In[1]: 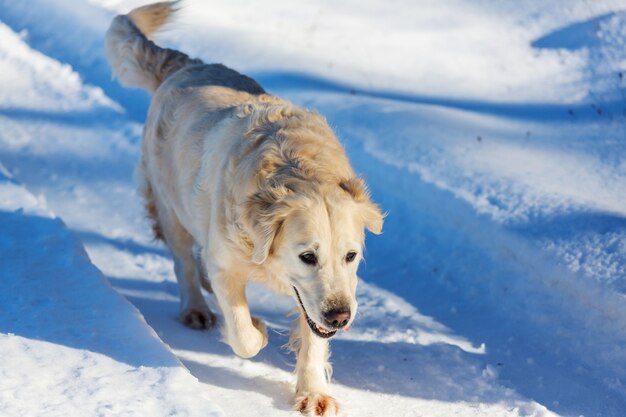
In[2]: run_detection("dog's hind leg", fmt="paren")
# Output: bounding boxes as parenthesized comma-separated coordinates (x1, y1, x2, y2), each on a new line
(139, 168, 214, 328)
(158, 203, 216, 329)
(192, 243, 213, 293)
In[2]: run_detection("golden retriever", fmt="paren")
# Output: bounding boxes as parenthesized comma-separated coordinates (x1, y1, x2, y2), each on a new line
(105, 2, 383, 415)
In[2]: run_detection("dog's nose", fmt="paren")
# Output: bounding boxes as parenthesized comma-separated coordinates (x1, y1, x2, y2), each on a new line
(323, 307, 351, 329)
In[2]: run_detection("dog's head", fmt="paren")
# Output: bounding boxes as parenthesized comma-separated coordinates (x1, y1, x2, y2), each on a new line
(245, 177, 383, 338)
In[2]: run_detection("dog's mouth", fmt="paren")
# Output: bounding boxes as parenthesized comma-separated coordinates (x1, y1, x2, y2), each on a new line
(293, 287, 337, 339)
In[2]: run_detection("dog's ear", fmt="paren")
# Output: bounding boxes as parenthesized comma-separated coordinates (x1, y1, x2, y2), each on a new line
(361, 200, 384, 234)
(339, 177, 385, 235)
(245, 184, 294, 264)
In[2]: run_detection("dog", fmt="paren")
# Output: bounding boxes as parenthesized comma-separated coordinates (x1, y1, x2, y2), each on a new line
(105, 2, 383, 415)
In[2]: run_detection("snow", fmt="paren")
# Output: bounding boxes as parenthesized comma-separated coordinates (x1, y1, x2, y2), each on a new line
(1, 1, 626, 417)
(0, 172, 222, 416)
(92, 0, 622, 104)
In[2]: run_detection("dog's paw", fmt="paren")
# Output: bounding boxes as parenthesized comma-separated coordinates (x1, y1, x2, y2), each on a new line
(180, 307, 216, 330)
(295, 393, 340, 416)
(251, 316, 268, 337)
(228, 317, 268, 358)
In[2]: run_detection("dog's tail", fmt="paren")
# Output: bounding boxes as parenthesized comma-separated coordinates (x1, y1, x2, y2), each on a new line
(105, 1, 202, 93)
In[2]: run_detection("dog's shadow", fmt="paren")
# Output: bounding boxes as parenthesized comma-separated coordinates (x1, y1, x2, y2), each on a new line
(115, 290, 297, 412)
(180, 357, 295, 412)
(112, 280, 504, 408)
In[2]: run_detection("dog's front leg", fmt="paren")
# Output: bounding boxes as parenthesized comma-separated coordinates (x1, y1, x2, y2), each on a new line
(294, 314, 340, 416)
(211, 269, 268, 358)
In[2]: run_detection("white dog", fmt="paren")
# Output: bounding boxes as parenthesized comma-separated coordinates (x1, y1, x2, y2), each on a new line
(106, 2, 383, 415)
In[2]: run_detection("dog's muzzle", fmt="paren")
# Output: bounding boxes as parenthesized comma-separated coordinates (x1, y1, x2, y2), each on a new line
(293, 287, 337, 339)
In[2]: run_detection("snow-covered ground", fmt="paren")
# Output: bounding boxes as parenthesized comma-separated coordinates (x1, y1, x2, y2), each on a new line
(1, 1, 626, 416)
(0, 168, 222, 417)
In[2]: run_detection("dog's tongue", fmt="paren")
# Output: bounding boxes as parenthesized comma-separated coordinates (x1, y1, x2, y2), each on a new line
(344, 326, 351, 332)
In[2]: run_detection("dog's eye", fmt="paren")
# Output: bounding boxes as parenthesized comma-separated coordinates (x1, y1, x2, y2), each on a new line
(345, 251, 358, 263)
(299, 252, 318, 266)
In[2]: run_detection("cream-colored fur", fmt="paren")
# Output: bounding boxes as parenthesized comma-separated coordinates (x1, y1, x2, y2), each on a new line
(106, 3, 383, 415)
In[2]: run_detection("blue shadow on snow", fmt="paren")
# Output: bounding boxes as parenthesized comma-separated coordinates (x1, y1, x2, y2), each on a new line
(0, 209, 180, 369)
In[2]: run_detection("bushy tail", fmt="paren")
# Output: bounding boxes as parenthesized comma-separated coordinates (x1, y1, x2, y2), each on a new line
(105, 1, 202, 93)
